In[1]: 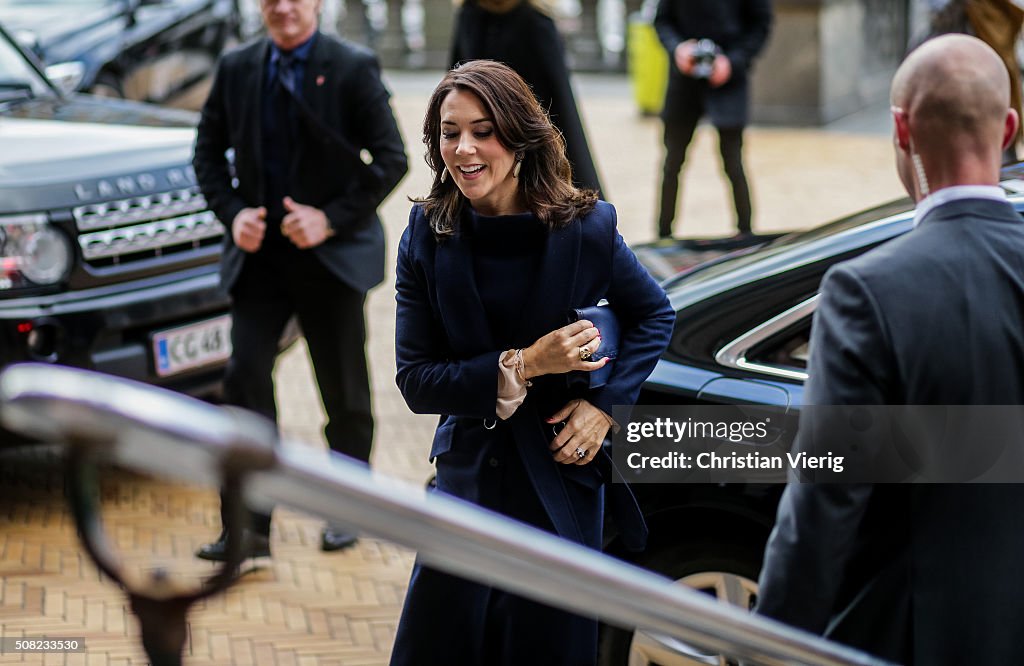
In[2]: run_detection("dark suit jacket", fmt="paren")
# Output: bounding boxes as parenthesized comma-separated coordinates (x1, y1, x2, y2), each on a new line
(450, 1, 604, 194)
(395, 201, 674, 548)
(655, 0, 771, 128)
(193, 33, 407, 293)
(756, 198, 1024, 664)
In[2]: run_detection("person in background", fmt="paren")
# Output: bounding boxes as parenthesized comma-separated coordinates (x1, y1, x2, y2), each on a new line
(755, 35, 1024, 664)
(450, 0, 605, 196)
(922, 0, 1023, 161)
(653, 0, 771, 241)
(390, 60, 673, 665)
(192, 0, 407, 559)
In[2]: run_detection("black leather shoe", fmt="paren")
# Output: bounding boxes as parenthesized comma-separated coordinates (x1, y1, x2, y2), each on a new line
(195, 530, 271, 562)
(320, 528, 358, 552)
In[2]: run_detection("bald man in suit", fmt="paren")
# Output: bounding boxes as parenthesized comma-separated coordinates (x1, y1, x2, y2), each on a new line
(755, 35, 1024, 664)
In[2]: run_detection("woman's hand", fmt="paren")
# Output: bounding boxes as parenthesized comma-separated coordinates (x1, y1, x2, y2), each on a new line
(521, 319, 608, 380)
(547, 399, 611, 465)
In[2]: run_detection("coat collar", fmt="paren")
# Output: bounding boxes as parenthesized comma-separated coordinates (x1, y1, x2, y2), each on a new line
(913, 185, 1008, 228)
(434, 210, 582, 355)
(247, 39, 270, 197)
(917, 195, 1020, 229)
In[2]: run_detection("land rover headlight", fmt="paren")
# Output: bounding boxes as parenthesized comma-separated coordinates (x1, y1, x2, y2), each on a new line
(0, 214, 73, 290)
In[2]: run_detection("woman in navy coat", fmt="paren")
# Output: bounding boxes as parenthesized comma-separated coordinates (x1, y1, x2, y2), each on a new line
(391, 60, 674, 666)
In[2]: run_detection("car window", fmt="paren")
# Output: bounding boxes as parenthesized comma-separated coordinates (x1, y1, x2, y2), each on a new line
(0, 30, 51, 99)
(747, 325, 811, 373)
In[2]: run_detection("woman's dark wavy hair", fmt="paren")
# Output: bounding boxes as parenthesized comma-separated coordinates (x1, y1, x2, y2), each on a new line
(414, 60, 598, 238)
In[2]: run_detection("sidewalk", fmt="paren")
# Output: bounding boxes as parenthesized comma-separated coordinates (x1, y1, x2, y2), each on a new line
(0, 70, 907, 665)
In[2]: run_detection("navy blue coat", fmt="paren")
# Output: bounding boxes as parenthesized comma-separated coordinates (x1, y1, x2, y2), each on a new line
(391, 201, 673, 664)
(396, 200, 672, 543)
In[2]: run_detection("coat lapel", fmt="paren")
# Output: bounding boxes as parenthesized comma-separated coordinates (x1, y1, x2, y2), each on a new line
(301, 34, 332, 115)
(434, 228, 495, 356)
(435, 216, 582, 355)
(514, 220, 587, 545)
(518, 219, 582, 341)
(248, 39, 270, 201)
(295, 33, 333, 168)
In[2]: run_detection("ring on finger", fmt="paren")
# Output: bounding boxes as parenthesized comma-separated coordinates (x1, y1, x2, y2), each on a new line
(579, 346, 592, 361)
(575, 446, 587, 460)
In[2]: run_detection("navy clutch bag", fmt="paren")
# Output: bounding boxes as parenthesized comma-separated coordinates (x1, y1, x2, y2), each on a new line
(567, 304, 620, 389)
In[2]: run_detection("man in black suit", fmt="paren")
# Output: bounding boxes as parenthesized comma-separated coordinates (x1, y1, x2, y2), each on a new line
(755, 35, 1024, 663)
(654, 0, 771, 240)
(192, 0, 407, 557)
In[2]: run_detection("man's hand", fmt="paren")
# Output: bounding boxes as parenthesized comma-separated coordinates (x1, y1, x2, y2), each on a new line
(709, 54, 733, 88)
(281, 196, 335, 249)
(674, 40, 697, 76)
(232, 206, 267, 253)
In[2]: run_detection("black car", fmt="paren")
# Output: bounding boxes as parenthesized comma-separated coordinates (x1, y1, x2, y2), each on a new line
(0, 0, 239, 103)
(598, 173, 1024, 665)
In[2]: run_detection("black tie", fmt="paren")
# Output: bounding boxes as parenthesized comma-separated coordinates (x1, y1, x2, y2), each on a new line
(277, 53, 297, 96)
(275, 53, 296, 141)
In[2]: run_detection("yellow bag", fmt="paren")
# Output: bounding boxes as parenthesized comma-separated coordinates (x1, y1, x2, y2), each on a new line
(627, 17, 669, 116)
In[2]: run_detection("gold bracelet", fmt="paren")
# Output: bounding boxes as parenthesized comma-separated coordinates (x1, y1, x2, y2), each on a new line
(513, 348, 532, 388)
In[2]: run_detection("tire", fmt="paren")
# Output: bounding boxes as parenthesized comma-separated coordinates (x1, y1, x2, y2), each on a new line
(89, 72, 124, 99)
(598, 534, 764, 666)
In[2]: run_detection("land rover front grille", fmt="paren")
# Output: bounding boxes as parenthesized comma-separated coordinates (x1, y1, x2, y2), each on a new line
(73, 186, 224, 267)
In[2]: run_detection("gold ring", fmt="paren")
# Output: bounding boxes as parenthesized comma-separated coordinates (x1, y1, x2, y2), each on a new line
(579, 346, 592, 361)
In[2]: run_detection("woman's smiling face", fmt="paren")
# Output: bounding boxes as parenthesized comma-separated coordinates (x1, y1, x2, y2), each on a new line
(439, 88, 521, 216)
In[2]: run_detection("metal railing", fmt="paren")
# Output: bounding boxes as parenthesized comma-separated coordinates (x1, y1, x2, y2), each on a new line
(0, 364, 895, 666)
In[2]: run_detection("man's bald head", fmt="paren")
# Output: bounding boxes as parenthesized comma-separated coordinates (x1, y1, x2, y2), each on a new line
(892, 34, 1008, 142)
(890, 34, 1017, 197)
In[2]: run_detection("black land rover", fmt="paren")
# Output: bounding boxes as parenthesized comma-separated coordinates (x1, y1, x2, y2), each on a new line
(0, 23, 233, 440)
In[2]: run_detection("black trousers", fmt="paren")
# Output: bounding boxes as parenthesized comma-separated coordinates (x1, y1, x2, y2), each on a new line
(657, 106, 752, 238)
(223, 248, 374, 535)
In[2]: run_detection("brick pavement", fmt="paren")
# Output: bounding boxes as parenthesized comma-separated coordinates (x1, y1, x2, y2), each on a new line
(0, 71, 903, 664)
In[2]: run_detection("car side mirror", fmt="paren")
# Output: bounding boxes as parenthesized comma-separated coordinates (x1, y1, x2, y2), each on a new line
(45, 62, 86, 96)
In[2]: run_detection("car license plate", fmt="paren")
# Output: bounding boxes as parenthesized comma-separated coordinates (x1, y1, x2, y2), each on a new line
(152, 315, 232, 378)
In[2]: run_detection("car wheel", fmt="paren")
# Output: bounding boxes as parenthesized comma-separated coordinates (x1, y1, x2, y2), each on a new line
(598, 535, 763, 666)
(89, 72, 124, 98)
